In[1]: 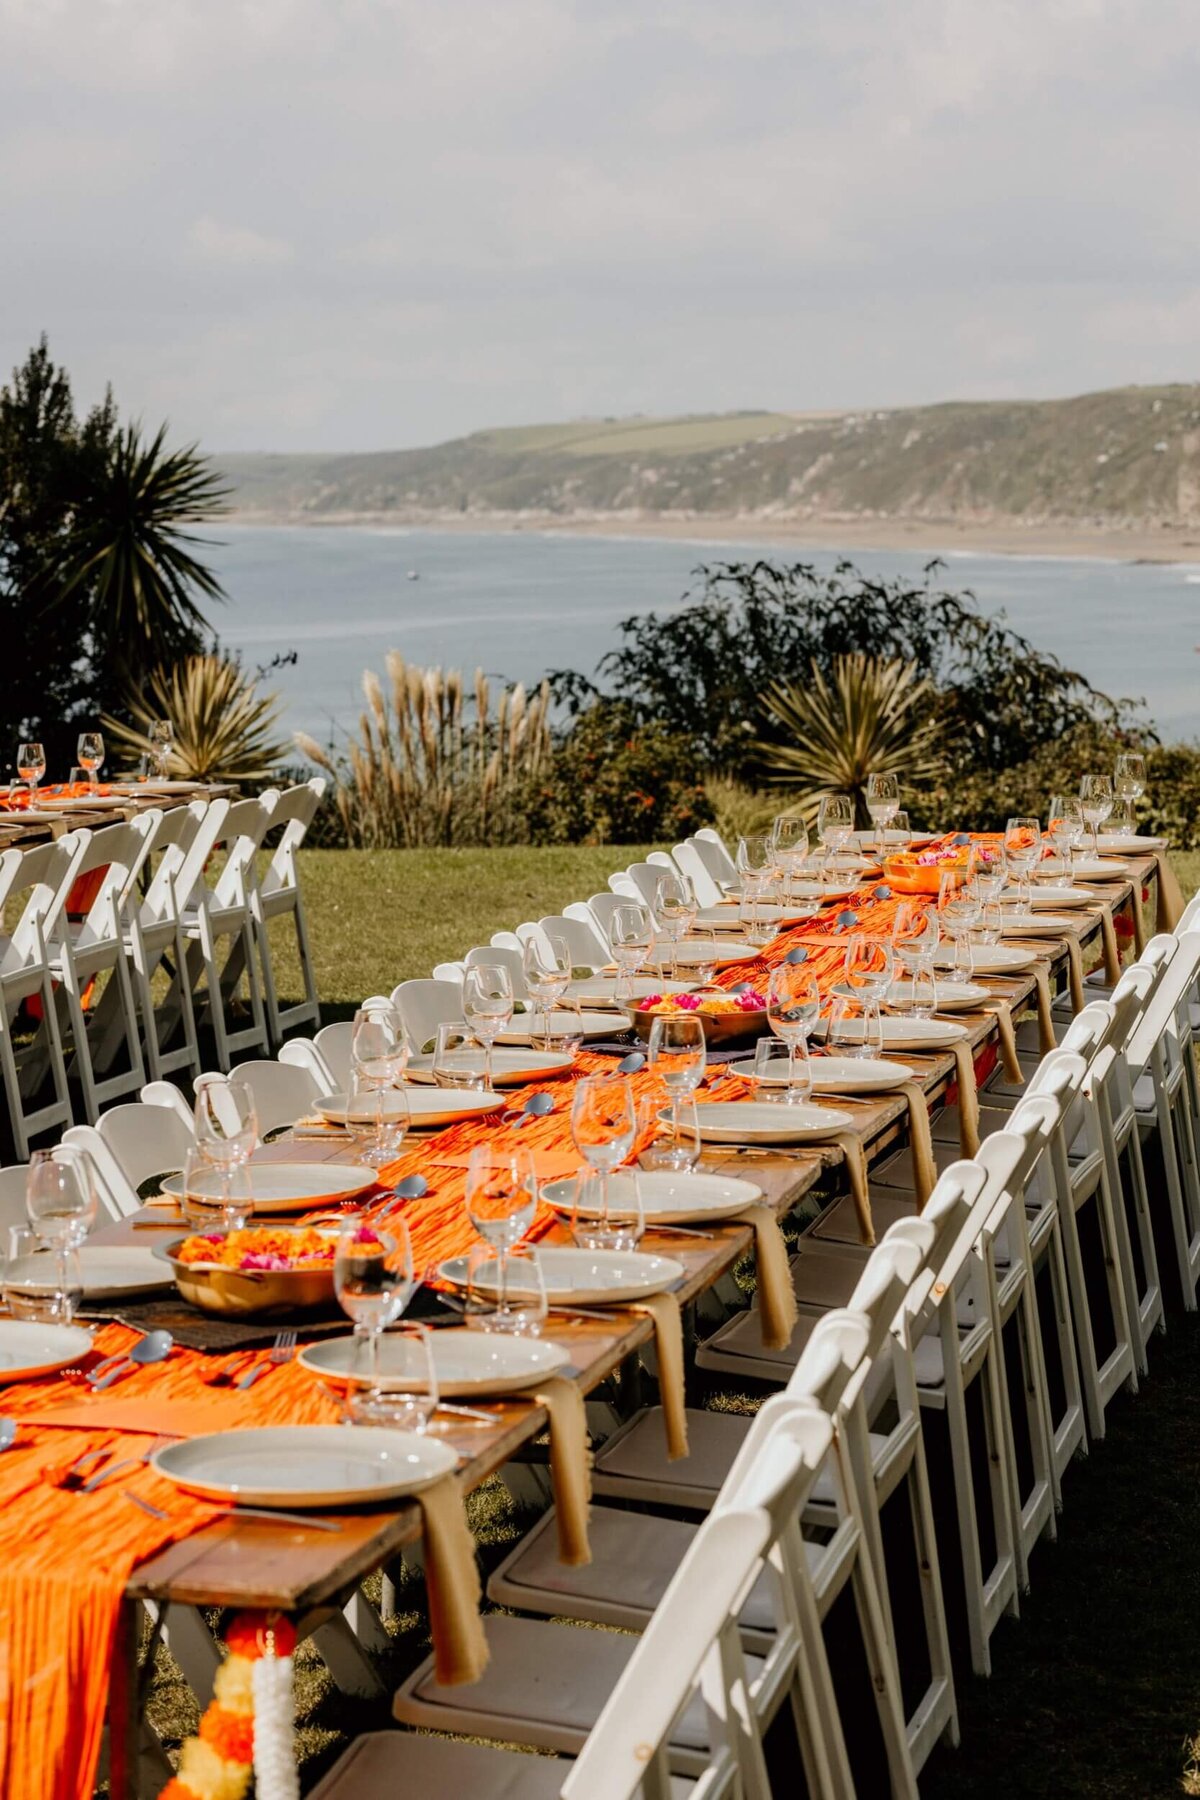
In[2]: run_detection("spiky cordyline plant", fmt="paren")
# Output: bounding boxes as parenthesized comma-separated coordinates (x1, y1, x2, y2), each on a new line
(296, 653, 553, 848)
(757, 652, 945, 827)
(103, 653, 288, 783)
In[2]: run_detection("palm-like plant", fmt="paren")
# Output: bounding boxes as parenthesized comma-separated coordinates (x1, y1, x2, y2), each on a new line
(757, 653, 945, 827)
(56, 421, 227, 666)
(103, 654, 287, 783)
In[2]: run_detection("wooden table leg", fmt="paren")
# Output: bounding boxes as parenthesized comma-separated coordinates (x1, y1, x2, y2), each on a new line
(107, 1598, 141, 1800)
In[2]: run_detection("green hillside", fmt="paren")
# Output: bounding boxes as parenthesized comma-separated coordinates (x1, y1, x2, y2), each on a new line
(217, 386, 1200, 529)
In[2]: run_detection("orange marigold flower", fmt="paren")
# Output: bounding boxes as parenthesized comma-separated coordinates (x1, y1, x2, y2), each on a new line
(200, 1706, 255, 1764)
(158, 1782, 198, 1800)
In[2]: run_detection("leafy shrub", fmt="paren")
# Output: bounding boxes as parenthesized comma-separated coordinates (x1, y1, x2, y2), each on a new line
(524, 700, 713, 846)
(103, 653, 287, 783)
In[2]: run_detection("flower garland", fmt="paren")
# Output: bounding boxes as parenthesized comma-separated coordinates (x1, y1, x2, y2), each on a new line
(159, 1610, 298, 1800)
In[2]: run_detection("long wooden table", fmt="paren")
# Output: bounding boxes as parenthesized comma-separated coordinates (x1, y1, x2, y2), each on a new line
(0, 782, 233, 848)
(100, 856, 1158, 1795)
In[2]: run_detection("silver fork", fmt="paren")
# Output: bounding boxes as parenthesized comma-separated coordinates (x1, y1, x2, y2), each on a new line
(80, 1436, 172, 1494)
(237, 1329, 298, 1389)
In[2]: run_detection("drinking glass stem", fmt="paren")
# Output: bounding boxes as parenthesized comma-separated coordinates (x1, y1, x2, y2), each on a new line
(497, 1246, 509, 1318)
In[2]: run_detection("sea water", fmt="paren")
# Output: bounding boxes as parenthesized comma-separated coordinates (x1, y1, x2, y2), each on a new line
(205, 524, 1200, 748)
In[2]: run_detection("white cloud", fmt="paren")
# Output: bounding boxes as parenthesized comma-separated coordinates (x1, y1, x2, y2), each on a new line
(185, 216, 295, 268)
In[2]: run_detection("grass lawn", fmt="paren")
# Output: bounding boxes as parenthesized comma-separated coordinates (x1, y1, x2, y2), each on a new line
(266, 844, 658, 1014)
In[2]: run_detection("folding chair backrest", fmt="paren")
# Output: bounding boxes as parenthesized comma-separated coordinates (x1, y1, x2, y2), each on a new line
(464, 944, 526, 996)
(94, 1101, 193, 1191)
(621, 863, 669, 910)
(540, 913, 610, 968)
(283, 1034, 340, 1093)
(391, 978, 464, 1053)
(489, 930, 523, 954)
(690, 830, 738, 887)
(209, 792, 280, 910)
(140, 1080, 198, 1130)
(136, 801, 209, 927)
(671, 841, 725, 906)
(60, 1125, 142, 1220)
(0, 1164, 33, 1238)
(214, 1059, 318, 1135)
(65, 816, 160, 944)
(607, 870, 641, 900)
(586, 891, 631, 940)
(260, 779, 326, 893)
(1124, 934, 1186, 1075)
(1, 833, 88, 974)
(171, 795, 232, 911)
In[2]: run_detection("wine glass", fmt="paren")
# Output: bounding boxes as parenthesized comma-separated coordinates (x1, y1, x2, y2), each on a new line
(767, 963, 820, 1100)
(889, 810, 912, 854)
(432, 1022, 487, 1089)
(647, 1013, 706, 1166)
(464, 1142, 539, 1328)
(609, 902, 655, 1003)
(1078, 775, 1114, 858)
(865, 773, 900, 855)
(816, 794, 855, 876)
(1046, 795, 1085, 872)
(179, 1147, 253, 1233)
(26, 1149, 97, 1297)
(351, 1001, 409, 1090)
(1003, 816, 1041, 913)
(522, 933, 571, 1045)
(891, 901, 939, 1015)
(193, 1073, 258, 1167)
(344, 1070, 409, 1168)
(16, 742, 45, 800)
(938, 868, 980, 977)
(970, 842, 1007, 901)
(570, 1071, 637, 1245)
(771, 814, 809, 877)
(334, 1216, 433, 1426)
(149, 719, 174, 779)
(462, 963, 514, 1090)
(653, 874, 697, 981)
(464, 1240, 548, 1333)
(76, 731, 104, 791)
(1114, 753, 1147, 830)
(842, 934, 894, 1057)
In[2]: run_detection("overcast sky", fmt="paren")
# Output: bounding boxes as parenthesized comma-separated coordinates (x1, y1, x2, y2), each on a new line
(2, 0, 1198, 452)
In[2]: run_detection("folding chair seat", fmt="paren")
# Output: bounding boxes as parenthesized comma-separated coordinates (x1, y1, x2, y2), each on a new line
(253, 779, 326, 1045)
(0, 834, 86, 1157)
(394, 1411, 854, 1798)
(176, 794, 276, 1070)
(45, 816, 158, 1120)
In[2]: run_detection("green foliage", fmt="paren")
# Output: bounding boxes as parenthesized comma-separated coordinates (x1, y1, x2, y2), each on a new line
(103, 653, 288, 783)
(524, 699, 713, 846)
(757, 653, 945, 826)
(557, 558, 1140, 779)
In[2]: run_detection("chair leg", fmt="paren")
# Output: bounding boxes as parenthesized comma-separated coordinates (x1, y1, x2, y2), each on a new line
(1038, 1224, 1088, 1491)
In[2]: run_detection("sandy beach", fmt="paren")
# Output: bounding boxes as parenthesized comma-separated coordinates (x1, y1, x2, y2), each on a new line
(223, 508, 1200, 565)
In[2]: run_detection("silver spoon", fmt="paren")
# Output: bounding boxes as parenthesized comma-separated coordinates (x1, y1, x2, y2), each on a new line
(0, 1418, 15, 1452)
(89, 1330, 173, 1391)
(509, 1091, 555, 1128)
(616, 1051, 646, 1074)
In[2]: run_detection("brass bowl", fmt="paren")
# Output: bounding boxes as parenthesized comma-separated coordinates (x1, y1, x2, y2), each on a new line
(155, 1230, 337, 1317)
(630, 1004, 768, 1049)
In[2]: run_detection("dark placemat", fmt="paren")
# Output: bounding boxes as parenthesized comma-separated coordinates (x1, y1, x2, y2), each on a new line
(76, 1295, 352, 1353)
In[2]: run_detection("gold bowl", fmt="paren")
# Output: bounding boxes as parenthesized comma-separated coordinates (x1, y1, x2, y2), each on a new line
(630, 1003, 768, 1048)
(155, 1230, 338, 1317)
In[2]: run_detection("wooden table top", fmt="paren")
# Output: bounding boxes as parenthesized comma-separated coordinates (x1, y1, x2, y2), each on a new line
(0, 782, 234, 846)
(89, 857, 1156, 1614)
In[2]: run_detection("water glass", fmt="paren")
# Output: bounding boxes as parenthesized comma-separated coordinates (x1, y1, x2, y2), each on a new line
(816, 794, 855, 859)
(16, 742, 45, 797)
(4, 1227, 81, 1322)
(351, 1001, 408, 1089)
(751, 1035, 801, 1100)
(653, 874, 697, 979)
(432, 1023, 488, 1089)
(828, 994, 884, 1060)
(464, 1241, 548, 1333)
(889, 809, 912, 853)
(180, 1148, 253, 1232)
(767, 962, 819, 1100)
(464, 1143, 539, 1328)
(344, 1072, 408, 1167)
(938, 868, 980, 976)
(609, 902, 655, 1002)
(902, 963, 938, 1019)
(334, 1216, 424, 1424)
(1047, 795, 1086, 872)
(26, 1148, 96, 1251)
(570, 1071, 637, 1226)
(739, 885, 778, 947)
(647, 1014, 705, 1168)
(1002, 817, 1041, 911)
(522, 933, 572, 1043)
(76, 731, 105, 790)
(463, 963, 514, 1089)
(892, 900, 939, 974)
(570, 1165, 648, 1249)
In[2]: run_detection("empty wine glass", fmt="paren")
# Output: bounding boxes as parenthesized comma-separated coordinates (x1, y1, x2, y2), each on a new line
(654, 874, 697, 981)
(610, 902, 655, 1003)
(970, 843, 1007, 901)
(76, 731, 104, 791)
(892, 901, 939, 1014)
(889, 810, 912, 854)
(1114, 753, 1147, 830)
(844, 933, 895, 1006)
(570, 1071, 637, 1245)
(352, 1001, 408, 1089)
(1003, 816, 1041, 912)
(771, 814, 810, 878)
(1079, 775, 1114, 857)
(767, 963, 820, 1100)
(647, 1013, 706, 1165)
(828, 993, 884, 1059)
(26, 1149, 97, 1298)
(938, 868, 981, 977)
(463, 963, 514, 1090)
(1046, 795, 1085, 872)
(16, 741, 45, 799)
(149, 719, 174, 778)
(522, 933, 571, 1045)
(4, 1226, 81, 1322)
(335, 1216, 432, 1425)
(464, 1142, 539, 1328)
(194, 1074, 258, 1166)
(865, 773, 900, 855)
(816, 794, 855, 876)
(344, 1070, 408, 1168)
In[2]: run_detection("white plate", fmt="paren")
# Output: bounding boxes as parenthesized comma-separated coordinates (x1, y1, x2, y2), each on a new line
(569, 976, 695, 1008)
(151, 1425, 457, 1507)
(669, 940, 760, 967)
(498, 1012, 623, 1044)
(161, 1162, 378, 1212)
(813, 1015, 969, 1050)
(1006, 885, 1094, 908)
(37, 794, 131, 810)
(438, 1246, 685, 1306)
(697, 902, 824, 928)
(318, 1088, 505, 1128)
(0, 1320, 93, 1381)
(116, 779, 204, 793)
(884, 978, 989, 1012)
(403, 1050, 574, 1088)
(75, 1247, 172, 1297)
(1060, 858, 1132, 880)
(935, 944, 1036, 973)
(541, 1169, 763, 1225)
(999, 913, 1082, 937)
(691, 1101, 854, 1144)
(1095, 833, 1167, 854)
(299, 1332, 571, 1397)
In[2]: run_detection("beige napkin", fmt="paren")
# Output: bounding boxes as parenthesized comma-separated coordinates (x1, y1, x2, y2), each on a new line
(1097, 904, 1122, 983)
(1032, 964, 1056, 1055)
(982, 1000, 1024, 1084)
(745, 1201, 799, 1350)
(1064, 935, 1085, 1012)
(1155, 852, 1186, 932)
(414, 1474, 489, 1686)
(537, 1377, 592, 1567)
(1131, 892, 1147, 954)
(629, 1292, 688, 1459)
(828, 1130, 873, 1246)
(950, 1041, 980, 1157)
(897, 1081, 937, 1208)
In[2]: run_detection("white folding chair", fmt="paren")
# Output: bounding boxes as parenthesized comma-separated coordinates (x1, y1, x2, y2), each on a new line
(690, 830, 740, 891)
(541, 912, 611, 970)
(93, 1100, 194, 1197)
(60, 1124, 143, 1220)
(671, 840, 726, 906)
(176, 793, 276, 1070)
(279, 1036, 338, 1094)
(45, 817, 159, 1120)
(119, 802, 208, 1084)
(201, 1058, 319, 1137)
(391, 978, 463, 1055)
(253, 779, 326, 1045)
(140, 1079, 198, 1131)
(1124, 932, 1200, 1310)
(585, 891, 631, 940)
(0, 833, 86, 1157)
